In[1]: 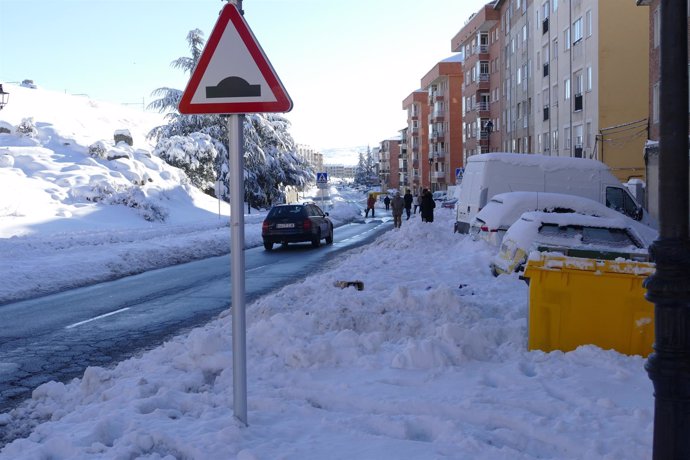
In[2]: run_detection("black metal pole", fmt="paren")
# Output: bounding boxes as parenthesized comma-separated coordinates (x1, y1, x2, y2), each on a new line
(644, 1, 690, 458)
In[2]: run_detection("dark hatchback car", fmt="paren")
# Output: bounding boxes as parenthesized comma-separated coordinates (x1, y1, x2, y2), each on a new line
(261, 203, 334, 250)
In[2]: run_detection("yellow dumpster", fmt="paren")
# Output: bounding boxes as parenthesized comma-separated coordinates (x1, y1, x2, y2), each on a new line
(522, 254, 656, 357)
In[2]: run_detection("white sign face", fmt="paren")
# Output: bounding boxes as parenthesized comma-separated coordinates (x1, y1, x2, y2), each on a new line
(189, 23, 275, 105)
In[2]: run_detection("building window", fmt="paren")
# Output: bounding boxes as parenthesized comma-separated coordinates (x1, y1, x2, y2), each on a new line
(585, 10, 592, 37)
(653, 82, 660, 123)
(573, 17, 583, 44)
(565, 127, 571, 149)
(653, 8, 660, 48)
(586, 66, 592, 92)
(565, 78, 571, 100)
(565, 28, 571, 50)
(586, 122, 592, 148)
(553, 129, 559, 150)
(553, 38, 558, 60)
(552, 0, 558, 12)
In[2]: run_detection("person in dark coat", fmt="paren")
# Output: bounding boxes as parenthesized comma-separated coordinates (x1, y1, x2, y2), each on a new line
(403, 189, 413, 220)
(421, 189, 435, 223)
(383, 195, 391, 210)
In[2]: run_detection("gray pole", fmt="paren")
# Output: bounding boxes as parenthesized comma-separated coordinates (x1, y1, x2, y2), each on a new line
(228, 114, 248, 426)
(644, 1, 690, 457)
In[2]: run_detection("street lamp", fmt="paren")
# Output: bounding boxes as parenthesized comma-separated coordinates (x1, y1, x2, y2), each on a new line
(0, 85, 9, 111)
(644, 1, 690, 458)
(484, 119, 494, 153)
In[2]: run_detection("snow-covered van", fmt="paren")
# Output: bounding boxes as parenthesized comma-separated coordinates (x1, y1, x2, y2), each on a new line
(454, 153, 649, 234)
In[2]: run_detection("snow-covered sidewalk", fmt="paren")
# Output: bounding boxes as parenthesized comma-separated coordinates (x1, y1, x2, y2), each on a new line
(0, 209, 654, 459)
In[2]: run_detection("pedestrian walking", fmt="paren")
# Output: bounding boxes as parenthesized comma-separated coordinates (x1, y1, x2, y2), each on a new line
(391, 191, 405, 228)
(421, 189, 435, 223)
(383, 195, 391, 211)
(413, 193, 420, 215)
(365, 193, 376, 218)
(403, 189, 413, 220)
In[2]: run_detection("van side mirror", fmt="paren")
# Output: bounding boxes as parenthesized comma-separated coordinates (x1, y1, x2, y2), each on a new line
(633, 206, 643, 221)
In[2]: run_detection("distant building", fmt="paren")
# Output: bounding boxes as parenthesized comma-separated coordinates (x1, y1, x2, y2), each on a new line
(324, 164, 356, 179)
(420, 54, 464, 191)
(296, 144, 323, 172)
(402, 89, 430, 193)
(378, 136, 401, 191)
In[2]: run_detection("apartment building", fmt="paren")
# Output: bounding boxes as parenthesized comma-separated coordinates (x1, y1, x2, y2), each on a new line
(532, 0, 649, 181)
(378, 137, 401, 191)
(296, 144, 323, 174)
(323, 164, 356, 179)
(402, 89, 430, 193)
(420, 55, 465, 191)
(452, 3, 501, 164)
(399, 127, 409, 188)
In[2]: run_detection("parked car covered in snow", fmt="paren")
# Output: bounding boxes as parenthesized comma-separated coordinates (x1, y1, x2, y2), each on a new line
(490, 211, 653, 276)
(470, 192, 637, 247)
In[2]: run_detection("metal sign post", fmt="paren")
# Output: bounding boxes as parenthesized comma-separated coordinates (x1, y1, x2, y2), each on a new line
(228, 114, 247, 425)
(178, 2, 292, 428)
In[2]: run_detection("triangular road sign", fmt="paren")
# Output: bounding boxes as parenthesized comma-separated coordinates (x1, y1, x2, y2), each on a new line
(178, 3, 293, 115)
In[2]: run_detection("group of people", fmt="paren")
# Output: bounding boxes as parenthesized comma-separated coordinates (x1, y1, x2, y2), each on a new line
(365, 188, 436, 227)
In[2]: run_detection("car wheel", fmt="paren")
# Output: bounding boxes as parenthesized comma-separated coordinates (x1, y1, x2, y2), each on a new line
(325, 226, 333, 244)
(263, 240, 273, 251)
(312, 230, 321, 247)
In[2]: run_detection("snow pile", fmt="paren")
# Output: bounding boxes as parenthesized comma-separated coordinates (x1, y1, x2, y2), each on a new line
(0, 210, 654, 459)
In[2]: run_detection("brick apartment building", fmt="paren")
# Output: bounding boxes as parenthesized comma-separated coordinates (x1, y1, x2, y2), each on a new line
(402, 89, 430, 193)
(420, 55, 465, 191)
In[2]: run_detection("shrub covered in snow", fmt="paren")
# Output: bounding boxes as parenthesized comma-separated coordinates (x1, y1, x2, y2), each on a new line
(15, 117, 37, 137)
(88, 141, 108, 159)
(0, 121, 12, 134)
(0, 154, 14, 168)
(153, 132, 218, 195)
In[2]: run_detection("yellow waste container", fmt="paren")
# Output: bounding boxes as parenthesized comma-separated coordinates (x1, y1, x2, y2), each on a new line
(523, 254, 656, 357)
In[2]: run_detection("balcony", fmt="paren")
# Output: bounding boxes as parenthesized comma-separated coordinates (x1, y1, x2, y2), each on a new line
(433, 150, 446, 161)
(431, 130, 445, 142)
(472, 44, 489, 56)
(474, 101, 490, 116)
(430, 109, 445, 122)
(432, 171, 447, 183)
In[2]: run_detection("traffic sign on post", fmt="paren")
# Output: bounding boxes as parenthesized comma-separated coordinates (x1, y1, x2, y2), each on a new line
(178, 3, 292, 115)
(316, 172, 328, 184)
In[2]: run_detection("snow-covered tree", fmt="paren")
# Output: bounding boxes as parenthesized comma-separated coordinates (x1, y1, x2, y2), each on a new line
(354, 151, 367, 185)
(147, 29, 311, 208)
(153, 133, 218, 193)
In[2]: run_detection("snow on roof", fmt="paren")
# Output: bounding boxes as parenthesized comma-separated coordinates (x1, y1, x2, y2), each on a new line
(468, 152, 609, 172)
(474, 192, 622, 229)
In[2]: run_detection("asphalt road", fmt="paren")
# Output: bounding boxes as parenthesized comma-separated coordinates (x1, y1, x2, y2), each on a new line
(0, 217, 392, 415)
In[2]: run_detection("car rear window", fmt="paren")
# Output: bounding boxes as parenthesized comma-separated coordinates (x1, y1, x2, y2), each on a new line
(268, 206, 304, 218)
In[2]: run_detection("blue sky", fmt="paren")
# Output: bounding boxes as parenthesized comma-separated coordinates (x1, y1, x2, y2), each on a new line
(1, 0, 489, 155)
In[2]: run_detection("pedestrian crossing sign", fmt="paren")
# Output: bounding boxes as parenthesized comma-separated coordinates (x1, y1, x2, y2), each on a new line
(316, 172, 328, 183)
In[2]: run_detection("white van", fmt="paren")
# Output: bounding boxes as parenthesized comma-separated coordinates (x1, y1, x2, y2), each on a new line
(454, 153, 649, 233)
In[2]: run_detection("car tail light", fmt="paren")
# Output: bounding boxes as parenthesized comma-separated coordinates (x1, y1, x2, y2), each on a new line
(480, 226, 497, 232)
(303, 218, 312, 231)
(262, 220, 269, 234)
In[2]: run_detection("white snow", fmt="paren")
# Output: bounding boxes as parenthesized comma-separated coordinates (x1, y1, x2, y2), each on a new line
(0, 85, 655, 459)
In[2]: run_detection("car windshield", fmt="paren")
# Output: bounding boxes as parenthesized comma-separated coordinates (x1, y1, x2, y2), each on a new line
(537, 223, 640, 248)
(268, 206, 304, 218)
